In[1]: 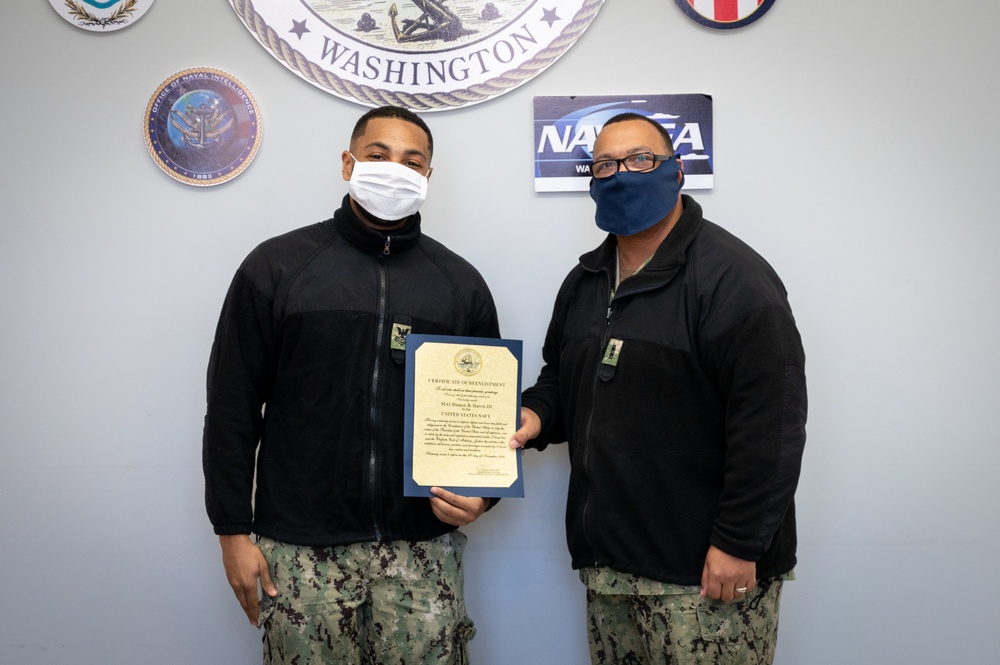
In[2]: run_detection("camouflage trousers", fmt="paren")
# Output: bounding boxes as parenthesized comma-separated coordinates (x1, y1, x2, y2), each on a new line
(583, 568, 784, 665)
(256, 532, 475, 665)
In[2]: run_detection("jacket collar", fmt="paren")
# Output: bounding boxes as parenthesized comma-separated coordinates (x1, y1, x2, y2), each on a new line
(330, 194, 422, 254)
(580, 195, 704, 276)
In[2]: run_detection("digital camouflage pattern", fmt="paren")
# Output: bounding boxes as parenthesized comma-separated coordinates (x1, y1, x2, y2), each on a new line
(582, 567, 784, 665)
(257, 532, 474, 664)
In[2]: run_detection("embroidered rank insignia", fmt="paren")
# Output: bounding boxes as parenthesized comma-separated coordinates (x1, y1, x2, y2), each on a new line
(390, 323, 412, 351)
(602, 338, 623, 366)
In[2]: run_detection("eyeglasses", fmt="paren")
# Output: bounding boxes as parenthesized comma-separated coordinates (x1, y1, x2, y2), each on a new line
(591, 152, 678, 179)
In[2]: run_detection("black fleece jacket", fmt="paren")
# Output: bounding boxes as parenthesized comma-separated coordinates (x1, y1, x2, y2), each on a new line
(521, 195, 807, 585)
(203, 196, 500, 546)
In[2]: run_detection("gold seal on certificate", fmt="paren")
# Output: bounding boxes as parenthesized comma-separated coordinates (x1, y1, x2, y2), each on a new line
(404, 335, 524, 498)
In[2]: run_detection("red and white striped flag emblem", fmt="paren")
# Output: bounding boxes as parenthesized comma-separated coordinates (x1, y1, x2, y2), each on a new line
(688, 0, 765, 22)
(675, 0, 775, 29)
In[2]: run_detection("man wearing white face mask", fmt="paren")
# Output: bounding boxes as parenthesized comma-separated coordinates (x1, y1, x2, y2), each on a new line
(344, 151, 428, 224)
(203, 106, 500, 664)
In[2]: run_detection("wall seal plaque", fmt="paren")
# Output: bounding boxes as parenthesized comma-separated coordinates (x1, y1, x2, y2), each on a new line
(48, 0, 155, 32)
(143, 68, 263, 187)
(229, 0, 606, 111)
(673, 0, 776, 30)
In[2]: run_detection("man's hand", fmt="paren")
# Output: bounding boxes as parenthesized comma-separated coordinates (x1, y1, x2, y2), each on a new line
(219, 534, 278, 625)
(508, 408, 541, 449)
(700, 545, 756, 602)
(429, 488, 489, 526)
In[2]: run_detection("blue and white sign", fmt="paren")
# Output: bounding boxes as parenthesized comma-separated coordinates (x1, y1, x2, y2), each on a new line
(533, 94, 714, 193)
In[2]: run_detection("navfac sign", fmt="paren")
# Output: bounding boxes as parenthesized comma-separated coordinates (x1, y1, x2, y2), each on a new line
(533, 95, 714, 193)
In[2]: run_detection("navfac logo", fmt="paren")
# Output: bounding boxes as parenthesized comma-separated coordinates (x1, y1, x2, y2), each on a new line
(673, 0, 777, 30)
(533, 95, 714, 193)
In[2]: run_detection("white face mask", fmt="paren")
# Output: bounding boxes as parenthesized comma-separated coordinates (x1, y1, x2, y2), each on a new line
(347, 154, 429, 222)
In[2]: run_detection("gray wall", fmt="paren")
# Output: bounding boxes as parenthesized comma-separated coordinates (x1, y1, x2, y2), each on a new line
(2, 1, 998, 663)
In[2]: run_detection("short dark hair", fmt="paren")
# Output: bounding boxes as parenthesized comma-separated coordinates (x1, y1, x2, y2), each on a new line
(601, 113, 674, 155)
(351, 106, 434, 156)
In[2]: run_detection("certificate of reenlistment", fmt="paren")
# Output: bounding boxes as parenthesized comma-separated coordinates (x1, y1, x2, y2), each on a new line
(403, 335, 524, 498)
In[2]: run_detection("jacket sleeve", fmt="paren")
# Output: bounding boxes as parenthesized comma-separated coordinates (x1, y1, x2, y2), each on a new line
(202, 268, 277, 535)
(702, 304, 807, 561)
(520, 291, 570, 451)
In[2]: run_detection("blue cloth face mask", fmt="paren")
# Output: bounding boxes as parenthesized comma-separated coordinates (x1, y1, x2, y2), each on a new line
(589, 157, 684, 236)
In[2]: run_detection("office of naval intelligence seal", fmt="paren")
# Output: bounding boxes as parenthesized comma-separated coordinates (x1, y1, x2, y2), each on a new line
(673, 0, 776, 30)
(48, 0, 155, 32)
(229, 0, 606, 111)
(143, 68, 262, 187)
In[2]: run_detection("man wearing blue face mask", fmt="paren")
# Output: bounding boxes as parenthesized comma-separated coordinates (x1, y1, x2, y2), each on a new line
(510, 113, 807, 664)
(203, 106, 500, 664)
